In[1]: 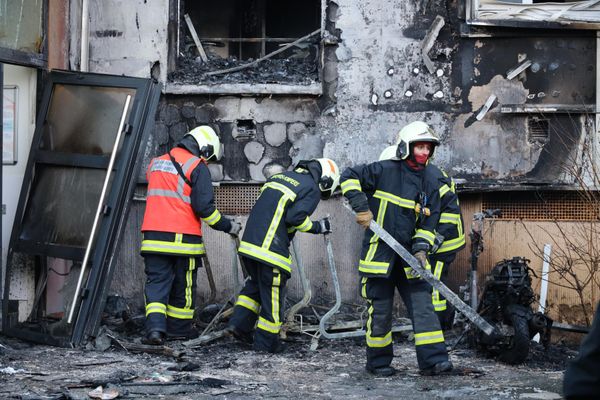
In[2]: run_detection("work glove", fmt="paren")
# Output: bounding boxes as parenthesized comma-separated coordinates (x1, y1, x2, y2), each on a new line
(228, 220, 242, 237)
(413, 250, 428, 269)
(430, 232, 444, 254)
(355, 210, 373, 229)
(317, 218, 332, 235)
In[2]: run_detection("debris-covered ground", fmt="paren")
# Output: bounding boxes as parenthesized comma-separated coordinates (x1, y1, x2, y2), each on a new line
(0, 324, 575, 400)
(168, 56, 318, 85)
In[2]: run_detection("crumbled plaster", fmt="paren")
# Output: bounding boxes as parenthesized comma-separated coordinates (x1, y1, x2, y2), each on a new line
(287, 123, 307, 143)
(207, 164, 224, 181)
(248, 157, 271, 181)
(243, 141, 265, 164)
(264, 123, 287, 147)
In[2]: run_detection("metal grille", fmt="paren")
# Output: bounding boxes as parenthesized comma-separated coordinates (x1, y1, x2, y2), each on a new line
(527, 116, 549, 142)
(214, 184, 262, 215)
(482, 191, 600, 221)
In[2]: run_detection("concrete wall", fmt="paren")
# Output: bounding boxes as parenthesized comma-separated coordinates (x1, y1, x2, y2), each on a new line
(78, 0, 598, 315)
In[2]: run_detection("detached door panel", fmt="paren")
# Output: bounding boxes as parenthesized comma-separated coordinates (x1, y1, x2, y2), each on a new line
(2, 71, 160, 346)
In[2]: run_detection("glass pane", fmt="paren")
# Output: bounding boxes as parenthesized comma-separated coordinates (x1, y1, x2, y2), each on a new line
(0, 0, 43, 53)
(40, 85, 136, 155)
(19, 165, 112, 247)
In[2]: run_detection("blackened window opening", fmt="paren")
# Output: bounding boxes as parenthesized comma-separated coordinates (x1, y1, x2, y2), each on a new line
(171, 0, 322, 85)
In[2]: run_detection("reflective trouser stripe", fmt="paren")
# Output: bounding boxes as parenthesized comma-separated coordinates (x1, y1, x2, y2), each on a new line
(236, 295, 260, 314)
(185, 257, 195, 309)
(166, 304, 194, 319)
(257, 316, 282, 334)
(366, 330, 393, 348)
(415, 330, 445, 346)
(202, 209, 222, 226)
(340, 179, 361, 194)
(146, 302, 166, 317)
(141, 239, 206, 255)
(271, 272, 281, 325)
(432, 261, 446, 311)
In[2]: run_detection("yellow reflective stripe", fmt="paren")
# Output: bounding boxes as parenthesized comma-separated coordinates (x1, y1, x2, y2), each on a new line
(236, 295, 260, 314)
(373, 190, 416, 209)
(272, 270, 281, 324)
(202, 209, 222, 226)
(257, 316, 282, 334)
(415, 330, 445, 346)
(340, 179, 361, 194)
(287, 226, 296, 233)
(359, 259, 390, 274)
(263, 195, 290, 249)
(433, 260, 444, 280)
(437, 235, 466, 253)
(145, 302, 166, 316)
(294, 216, 313, 232)
(361, 277, 368, 298)
(141, 239, 206, 255)
(404, 262, 431, 280)
(239, 241, 293, 273)
(175, 233, 183, 243)
(439, 184, 451, 198)
(365, 200, 387, 261)
(166, 304, 194, 319)
(413, 229, 435, 245)
(433, 300, 447, 311)
(185, 258, 195, 309)
(262, 181, 297, 201)
(439, 212, 461, 224)
(366, 331, 393, 348)
(432, 260, 443, 305)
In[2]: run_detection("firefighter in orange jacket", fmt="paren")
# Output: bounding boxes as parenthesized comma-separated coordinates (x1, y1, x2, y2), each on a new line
(140, 126, 241, 345)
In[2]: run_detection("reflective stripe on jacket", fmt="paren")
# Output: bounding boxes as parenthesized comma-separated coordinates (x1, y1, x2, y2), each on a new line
(239, 169, 320, 274)
(141, 147, 204, 236)
(429, 166, 465, 255)
(341, 160, 443, 277)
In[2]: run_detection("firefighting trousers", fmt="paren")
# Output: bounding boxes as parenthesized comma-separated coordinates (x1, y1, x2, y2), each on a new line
(228, 257, 289, 352)
(143, 254, 200, 335)
(361, 260, 448, 370)
(430, 253, 457, 328)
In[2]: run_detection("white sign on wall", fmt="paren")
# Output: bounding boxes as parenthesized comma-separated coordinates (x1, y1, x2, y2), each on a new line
(3, 85, 18, 165)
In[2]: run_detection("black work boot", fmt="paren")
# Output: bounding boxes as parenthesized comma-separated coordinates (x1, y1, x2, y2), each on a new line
(366, 365, 396, 377)
(224, 325, 254, 344)
(420, 360, 454, 376)
(143, 331, 165, 345)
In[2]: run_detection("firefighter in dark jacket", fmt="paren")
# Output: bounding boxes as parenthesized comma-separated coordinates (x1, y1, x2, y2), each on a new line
(140, 126, 241, 345)
(379, 145, 465, 331)
(563, 301, 600, 399)
(227, 158, 340, 353)
(342, 121, 452, 376)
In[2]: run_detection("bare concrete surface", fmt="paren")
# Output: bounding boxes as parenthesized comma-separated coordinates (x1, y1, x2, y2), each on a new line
(0, 331, 570, 399)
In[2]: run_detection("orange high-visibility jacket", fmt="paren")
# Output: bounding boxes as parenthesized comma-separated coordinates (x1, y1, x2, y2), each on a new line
(141, 147, 205, 236)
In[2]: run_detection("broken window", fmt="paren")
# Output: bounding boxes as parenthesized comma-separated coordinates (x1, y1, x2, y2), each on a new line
(167, 0, 323, 91)
(0, 0, 45, 66)
(467, 0, 600, 29)
(2, 71, 160, 346)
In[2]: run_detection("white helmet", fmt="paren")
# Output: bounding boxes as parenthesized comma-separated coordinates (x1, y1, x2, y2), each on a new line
(315, 158, 340, 199)
(378, 145, 399, 161)
(395, 121, 440, 160)
(185, 125, 223, 161)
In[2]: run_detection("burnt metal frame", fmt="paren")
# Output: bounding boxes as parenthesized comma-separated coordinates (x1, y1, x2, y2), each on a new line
(2, 70, 161, 346)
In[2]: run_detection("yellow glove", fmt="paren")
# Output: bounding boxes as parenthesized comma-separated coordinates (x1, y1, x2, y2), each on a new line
(355, 210, 373, 229)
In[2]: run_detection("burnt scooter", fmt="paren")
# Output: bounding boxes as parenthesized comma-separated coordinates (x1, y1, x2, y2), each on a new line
(466, 210, 553, 364)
